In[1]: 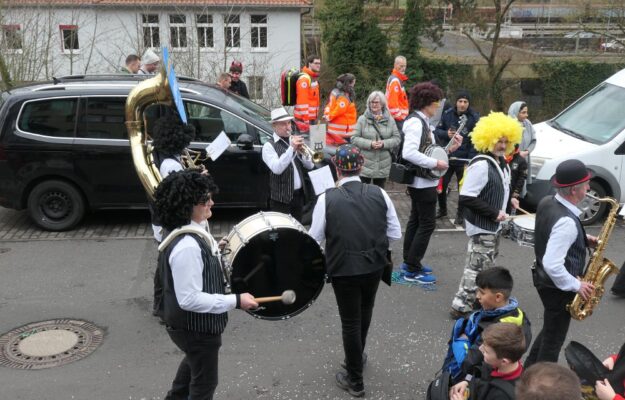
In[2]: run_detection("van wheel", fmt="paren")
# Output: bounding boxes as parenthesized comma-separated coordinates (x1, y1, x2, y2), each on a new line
(27, 180, 86, 231)
(579, 181, 607, 226)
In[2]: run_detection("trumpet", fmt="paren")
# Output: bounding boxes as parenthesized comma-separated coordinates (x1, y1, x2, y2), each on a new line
(299, 143, 325, 163)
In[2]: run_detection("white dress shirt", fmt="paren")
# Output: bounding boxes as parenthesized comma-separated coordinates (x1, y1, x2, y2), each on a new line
(308, 176, 402, 243)
(460, 158, 510, 236)
(541, 194, 584, 292)
(160, 157, 184, 178)
(401, 111, 438, 189)
(262, 133, 314, 190)
(169, 221, 237, 313)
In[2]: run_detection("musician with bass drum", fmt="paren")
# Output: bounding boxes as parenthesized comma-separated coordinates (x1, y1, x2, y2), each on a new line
(397, 82, 462, 285)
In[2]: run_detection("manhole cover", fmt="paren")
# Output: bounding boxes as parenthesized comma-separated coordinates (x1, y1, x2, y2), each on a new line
(0, 319, 103, 369)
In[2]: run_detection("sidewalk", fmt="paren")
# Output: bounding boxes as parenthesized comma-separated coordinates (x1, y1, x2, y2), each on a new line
(0, 180, 464, 241)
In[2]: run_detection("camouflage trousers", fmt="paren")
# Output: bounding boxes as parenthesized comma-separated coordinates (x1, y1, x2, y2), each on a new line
(451, 233, 500, 313)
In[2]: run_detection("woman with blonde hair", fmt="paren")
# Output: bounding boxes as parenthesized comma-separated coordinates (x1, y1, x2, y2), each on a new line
(351, 91, 401, 188)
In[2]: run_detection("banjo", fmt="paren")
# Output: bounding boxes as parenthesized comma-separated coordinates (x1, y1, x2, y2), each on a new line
(414, 114, 468, 180)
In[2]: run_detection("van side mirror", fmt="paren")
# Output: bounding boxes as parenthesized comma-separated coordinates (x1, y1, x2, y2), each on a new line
(237, 133, 254, 150)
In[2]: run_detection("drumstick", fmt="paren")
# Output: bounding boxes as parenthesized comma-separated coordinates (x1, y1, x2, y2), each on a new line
(515, 207, 532, 215)
(255, 290, 296, 305)
(505, 214, 535, 221)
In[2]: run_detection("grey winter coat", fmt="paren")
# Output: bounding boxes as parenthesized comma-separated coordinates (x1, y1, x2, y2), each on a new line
(351, 110, 401, 179)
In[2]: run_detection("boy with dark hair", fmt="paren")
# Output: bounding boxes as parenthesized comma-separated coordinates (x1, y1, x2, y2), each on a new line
(443, 267, 531, 382)
(449, 323, 525, 400)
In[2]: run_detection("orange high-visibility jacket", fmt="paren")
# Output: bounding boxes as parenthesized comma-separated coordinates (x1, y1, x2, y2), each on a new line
(385, 69, 409, 122)
(324, 88, 357, 146)
(294, 66, 320, 132)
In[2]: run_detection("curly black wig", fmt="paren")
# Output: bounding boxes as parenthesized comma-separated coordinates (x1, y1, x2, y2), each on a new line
(152, 114, 196, 158)
(408, 82, 443, 112)
(154, 169, 219, 231)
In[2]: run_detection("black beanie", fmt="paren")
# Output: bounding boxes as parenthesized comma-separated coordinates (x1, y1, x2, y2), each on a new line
(456, 90, 471, 103)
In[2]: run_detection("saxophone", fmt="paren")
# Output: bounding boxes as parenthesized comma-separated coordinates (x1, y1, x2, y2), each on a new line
(566, 193, 620, 321)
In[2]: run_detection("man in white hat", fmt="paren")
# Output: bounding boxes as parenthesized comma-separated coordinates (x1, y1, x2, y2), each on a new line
(139, 49, 160, 75)
(261, 107, 314, 222)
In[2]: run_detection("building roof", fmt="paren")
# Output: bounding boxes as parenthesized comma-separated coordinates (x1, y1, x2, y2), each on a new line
(3, 0, 311, 6)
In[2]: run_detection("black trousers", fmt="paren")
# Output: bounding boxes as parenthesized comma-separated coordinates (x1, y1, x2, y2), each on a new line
(437, 164, 465, 217)
(360, 177, 386, 189)
(525, 288, 576, 367)
(611, 260, 625, 295)
(165, 328, 222, 400)
(403, 186, 437, 270)
(270, 189, 304, 223)
(153, 258, 163, 316)
(331, 269, 383, 385)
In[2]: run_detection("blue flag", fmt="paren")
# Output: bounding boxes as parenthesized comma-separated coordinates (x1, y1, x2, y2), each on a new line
(162, 47, 188, 124)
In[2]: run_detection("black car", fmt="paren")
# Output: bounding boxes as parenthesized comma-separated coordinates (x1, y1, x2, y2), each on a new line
(0, 75, 274, 231)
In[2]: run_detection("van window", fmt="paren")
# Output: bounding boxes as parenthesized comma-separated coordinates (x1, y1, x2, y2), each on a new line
(18, 98, 77, 137)
(77, 97, 127, 139)
(185, 101, 248, 142)
(550, 83, 625, 145)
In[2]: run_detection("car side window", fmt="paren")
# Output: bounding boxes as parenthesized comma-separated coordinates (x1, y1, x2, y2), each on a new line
(18, 98, 78, 137)
(76, 97, 127, 139)
(185, 101, 248, 143)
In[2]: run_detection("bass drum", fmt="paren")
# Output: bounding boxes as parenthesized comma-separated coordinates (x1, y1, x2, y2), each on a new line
(223, 212, 326, 320)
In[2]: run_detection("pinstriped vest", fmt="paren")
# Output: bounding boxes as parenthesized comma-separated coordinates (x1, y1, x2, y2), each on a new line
(464, 155, 508, 233)
(160, 233, 228, 334)
(269, 137, 303, 203)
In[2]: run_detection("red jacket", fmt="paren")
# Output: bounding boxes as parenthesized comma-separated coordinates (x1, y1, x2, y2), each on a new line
(323, 88, 357, 146)
(294, 66, 320, 132)
(385, 69, 409, 121)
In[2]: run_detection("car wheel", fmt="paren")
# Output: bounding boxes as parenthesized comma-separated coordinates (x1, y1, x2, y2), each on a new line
(27, 180, 86, 231)
(578, 180, 607, 226)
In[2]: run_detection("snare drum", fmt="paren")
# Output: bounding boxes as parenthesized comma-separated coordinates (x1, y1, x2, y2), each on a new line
(510, 215, 535, 247)
(223, 212, 326, 320)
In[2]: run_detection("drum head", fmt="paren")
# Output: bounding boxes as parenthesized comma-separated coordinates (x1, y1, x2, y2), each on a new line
(229, 227, 325, 320)
(513, 215, 535, 230)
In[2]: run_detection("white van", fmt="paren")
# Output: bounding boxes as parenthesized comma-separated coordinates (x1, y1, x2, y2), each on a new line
(526, 68, 625, 225)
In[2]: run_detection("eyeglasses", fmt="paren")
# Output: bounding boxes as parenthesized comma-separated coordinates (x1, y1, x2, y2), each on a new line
(370, 101, 381, 104)
(311, 61, 321, 65)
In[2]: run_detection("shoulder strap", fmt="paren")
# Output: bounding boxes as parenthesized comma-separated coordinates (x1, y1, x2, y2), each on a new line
(486, 379, 516, 400)
(158, 224, 218, 255)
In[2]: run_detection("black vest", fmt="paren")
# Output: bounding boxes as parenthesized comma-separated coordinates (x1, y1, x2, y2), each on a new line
(534, 196, 587, 289)
(464, 155, 508, 233)
(159, 233, 228, 334)
(324, 181, 389, 277)
(268, 137, 304, 203)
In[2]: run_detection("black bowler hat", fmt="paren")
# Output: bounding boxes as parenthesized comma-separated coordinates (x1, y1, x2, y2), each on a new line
(551, 159, 592, 188)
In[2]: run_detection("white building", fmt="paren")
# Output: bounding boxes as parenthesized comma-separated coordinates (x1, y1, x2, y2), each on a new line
(0, 0, 311, 106)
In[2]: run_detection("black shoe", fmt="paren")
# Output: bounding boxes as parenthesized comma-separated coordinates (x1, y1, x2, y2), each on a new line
(436, 210, 448, 219)
(453, 217, 463, 226)
(340, 352, 368, 370)
(335, 371, 365, 397)
(611, 289, 625, 298)
(449, 308, 471, 320)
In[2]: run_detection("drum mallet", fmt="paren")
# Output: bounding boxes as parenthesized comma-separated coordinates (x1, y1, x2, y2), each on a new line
(254, 290, 296, 305)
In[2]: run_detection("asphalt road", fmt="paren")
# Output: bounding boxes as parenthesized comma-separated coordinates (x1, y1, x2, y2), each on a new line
(1, 208, 625, 400)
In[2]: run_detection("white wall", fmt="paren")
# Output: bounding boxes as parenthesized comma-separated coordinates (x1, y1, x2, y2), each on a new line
(0, 5, 304, 106)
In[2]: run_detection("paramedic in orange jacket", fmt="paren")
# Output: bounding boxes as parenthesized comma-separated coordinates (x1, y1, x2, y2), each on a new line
(323, 73, 357, 146)
(386, 56, 409, 131)
(294, 55, 321, 134)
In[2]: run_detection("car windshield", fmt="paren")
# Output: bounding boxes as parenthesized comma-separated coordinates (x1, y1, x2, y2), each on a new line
(548, 82, 625, 145)
(222, 93, 271, 127)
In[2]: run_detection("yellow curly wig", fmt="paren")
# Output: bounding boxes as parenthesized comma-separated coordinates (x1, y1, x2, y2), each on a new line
(470, 112, 522, 154)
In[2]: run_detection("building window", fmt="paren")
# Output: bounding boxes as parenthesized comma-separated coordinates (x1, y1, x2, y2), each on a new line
(196, 14, 213, 48)
(60, 25, 79, 51)
(248, 76, 264, 100)
(250, 15, 267, 49)
(169, 14, 187, 49)
(2, 25, 23, 50)
(142, 14, 160, 48)
(224, 14, 240, 48)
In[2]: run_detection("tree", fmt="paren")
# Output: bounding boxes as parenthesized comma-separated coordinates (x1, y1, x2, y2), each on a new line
(449, 0, 517, 111)
(317, 0, 391, 103)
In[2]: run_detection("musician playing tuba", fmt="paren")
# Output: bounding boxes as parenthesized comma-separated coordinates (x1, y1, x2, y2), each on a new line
(261, 107, 314, 223)
(525, 159, 597, 368)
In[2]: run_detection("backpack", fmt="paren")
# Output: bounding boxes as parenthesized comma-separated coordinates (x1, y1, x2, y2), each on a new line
(426, 371, 452, 400)
(281, 67, 303, 106)
(469, 378, 516, 400)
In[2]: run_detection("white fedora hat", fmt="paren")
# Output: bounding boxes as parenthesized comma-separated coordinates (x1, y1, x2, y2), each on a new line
(270, 107, 294, 122)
